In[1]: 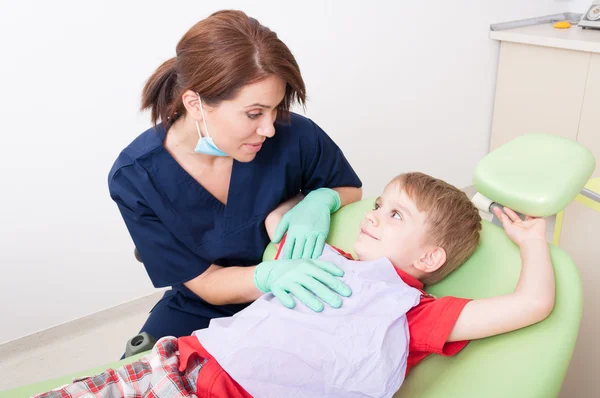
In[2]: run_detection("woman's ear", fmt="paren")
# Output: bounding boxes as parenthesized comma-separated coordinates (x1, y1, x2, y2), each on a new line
(414, 247, 446, 274)
(181, 90, 203, 119)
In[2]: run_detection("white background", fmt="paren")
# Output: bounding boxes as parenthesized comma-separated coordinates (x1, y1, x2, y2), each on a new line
(0, 0, 588, 344)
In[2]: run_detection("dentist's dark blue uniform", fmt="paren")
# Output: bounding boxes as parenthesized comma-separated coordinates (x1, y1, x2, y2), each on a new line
(108, 113, 362, 340)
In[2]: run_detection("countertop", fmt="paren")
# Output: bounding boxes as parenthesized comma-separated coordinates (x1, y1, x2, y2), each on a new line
(489, 23, 600, 53)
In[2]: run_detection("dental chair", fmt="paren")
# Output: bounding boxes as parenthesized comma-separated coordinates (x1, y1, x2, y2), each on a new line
(1, 134, 594, 398)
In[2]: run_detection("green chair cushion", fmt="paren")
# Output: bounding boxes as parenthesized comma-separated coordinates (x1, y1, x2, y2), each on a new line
(3, 199, 582, 398)
(473, 134, 595, 217)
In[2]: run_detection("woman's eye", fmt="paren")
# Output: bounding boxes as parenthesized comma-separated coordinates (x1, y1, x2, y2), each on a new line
(247, 113, 262, 120)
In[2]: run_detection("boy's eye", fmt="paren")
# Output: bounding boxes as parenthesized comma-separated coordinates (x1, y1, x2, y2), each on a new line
(392, 211, 403, 220)
(247, 112, 262, 120)
(374, 203, 380, 210)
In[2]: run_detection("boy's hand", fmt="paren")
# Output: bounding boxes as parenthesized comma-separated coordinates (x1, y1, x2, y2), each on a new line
(493, 206, 546, 246)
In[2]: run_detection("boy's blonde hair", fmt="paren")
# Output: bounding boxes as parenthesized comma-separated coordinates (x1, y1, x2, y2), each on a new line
(391, 172, 482, 285)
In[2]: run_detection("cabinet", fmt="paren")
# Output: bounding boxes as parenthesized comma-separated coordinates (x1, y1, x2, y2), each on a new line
(489, 24, 600, 398)
(555, 184, 600, 398)
(577, 53, 600, 172)
(490, 24, 600, 176)
(490, 42, 590, 150)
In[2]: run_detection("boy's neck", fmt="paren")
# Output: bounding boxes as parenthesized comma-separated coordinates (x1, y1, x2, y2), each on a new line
(390, 263, 426, 290)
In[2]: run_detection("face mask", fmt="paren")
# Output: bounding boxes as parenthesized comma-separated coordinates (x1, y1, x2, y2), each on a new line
(194, 93, 228, 157)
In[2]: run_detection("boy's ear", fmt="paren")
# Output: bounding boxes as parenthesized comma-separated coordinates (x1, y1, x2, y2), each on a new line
(414, 247, 446, 274)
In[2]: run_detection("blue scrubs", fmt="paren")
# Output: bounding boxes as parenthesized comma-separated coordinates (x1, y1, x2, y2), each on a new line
(108, 112, 362, 341)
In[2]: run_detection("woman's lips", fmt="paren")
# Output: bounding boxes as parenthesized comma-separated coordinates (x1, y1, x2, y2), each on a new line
(244, 143, 263, 153)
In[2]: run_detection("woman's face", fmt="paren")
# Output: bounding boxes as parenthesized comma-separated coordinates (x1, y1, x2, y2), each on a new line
(200, 75, 287, 162)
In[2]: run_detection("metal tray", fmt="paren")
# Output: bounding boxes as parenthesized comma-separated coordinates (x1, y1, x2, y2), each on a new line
(490, 12, 583, 31)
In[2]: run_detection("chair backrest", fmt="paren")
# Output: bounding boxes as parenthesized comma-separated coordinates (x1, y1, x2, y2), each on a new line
(263, 198, 582, 398)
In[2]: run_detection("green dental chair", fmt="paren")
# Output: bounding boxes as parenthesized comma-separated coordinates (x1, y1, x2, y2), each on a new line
(1, 134, 594, 398)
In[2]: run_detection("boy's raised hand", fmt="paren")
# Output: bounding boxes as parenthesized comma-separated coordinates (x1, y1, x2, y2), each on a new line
(448, 205, 554, 343)
(493, 206, 546, 246)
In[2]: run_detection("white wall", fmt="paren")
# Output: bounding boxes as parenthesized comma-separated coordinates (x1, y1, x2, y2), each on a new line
(0, 0, 582, 344)
(571, 0, 596, 13)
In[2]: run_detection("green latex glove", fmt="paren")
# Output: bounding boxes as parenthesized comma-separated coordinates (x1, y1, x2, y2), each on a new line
(254, 258, 352, 312)
(272, 188, 341, 260)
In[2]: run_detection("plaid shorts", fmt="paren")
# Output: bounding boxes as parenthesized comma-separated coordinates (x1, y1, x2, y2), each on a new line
(33, 337, 205, 398)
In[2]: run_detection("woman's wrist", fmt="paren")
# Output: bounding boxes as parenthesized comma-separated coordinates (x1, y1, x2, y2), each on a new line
(265, 211, 283, 241)
(186, 264, 262, 305)
(308, 188, 341, 212)
(331, 186, 362, 208)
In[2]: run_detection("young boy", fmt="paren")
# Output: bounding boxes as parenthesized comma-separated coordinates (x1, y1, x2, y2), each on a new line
(34, 172, 554, 398)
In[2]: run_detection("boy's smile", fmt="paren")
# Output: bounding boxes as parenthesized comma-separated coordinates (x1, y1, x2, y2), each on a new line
(353, 181, 434, 276)
(359, 227, 379, 240)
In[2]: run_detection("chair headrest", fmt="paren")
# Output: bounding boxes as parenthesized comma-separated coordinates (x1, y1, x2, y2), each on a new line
(473, 134, 595, 217)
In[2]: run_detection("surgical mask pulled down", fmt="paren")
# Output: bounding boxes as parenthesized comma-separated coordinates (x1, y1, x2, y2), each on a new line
(195, 93, 228, 157)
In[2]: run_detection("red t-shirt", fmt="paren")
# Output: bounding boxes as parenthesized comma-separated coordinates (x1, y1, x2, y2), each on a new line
(178, 242, 471, 397)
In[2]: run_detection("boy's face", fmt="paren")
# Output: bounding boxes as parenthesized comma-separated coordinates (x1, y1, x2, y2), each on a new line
(353, 183, 430, 269)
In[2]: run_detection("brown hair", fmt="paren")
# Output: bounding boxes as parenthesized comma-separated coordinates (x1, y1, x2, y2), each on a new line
(391, 172, 482, 285)
(141, 10, 306, 127)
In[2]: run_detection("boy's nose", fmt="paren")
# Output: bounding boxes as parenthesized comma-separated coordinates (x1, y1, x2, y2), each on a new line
(366, 210, 379, 226)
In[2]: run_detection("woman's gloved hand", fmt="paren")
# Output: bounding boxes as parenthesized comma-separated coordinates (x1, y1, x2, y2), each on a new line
(254, 258, 351, 312)
(272, 188, 341, 260)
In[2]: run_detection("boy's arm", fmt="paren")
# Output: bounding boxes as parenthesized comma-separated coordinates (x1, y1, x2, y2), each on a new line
(265, 194, 304, 244)
(447, 207, 555, 342)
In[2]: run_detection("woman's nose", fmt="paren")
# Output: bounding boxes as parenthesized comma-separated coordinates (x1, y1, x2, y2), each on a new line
(257, 116, 276, 138)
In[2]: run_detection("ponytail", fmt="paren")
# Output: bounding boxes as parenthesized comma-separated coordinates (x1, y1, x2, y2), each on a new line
(141, 57, 179, 127)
